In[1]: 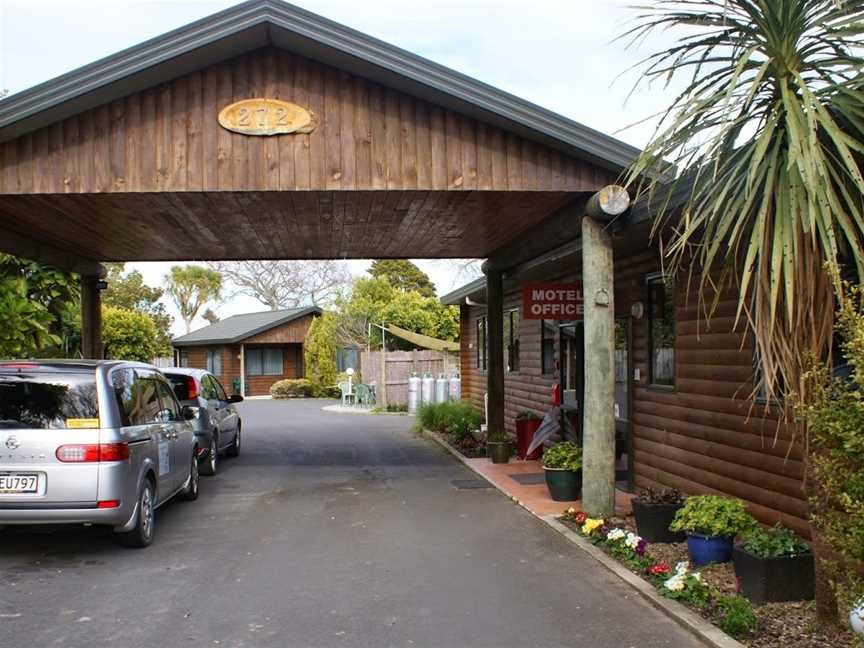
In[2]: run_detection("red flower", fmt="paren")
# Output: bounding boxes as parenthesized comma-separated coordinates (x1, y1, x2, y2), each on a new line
(574, 511, 588, 524)
(648, 562, 671, 576)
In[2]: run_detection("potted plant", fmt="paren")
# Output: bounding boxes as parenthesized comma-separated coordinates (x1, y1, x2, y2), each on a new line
(669, 495, 757, 566)
(732, 525, 814, 604)
(632, 487, 686, 543)
(542, 441, 582, 501)
(515, 410, 543, 460)
(486, 430, 512, 464)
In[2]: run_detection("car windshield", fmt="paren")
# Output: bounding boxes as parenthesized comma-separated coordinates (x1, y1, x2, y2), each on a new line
(0, 372, 99, 429)
(165, 373, 193, 401)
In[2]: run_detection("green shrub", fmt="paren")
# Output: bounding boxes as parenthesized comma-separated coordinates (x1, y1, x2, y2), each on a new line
(270, 378, 315, 399)
(542, 442, 582, 471)
(740, 524, 810, 559)
(516, 410, 542, 421)
(669, 495, 758, 538)
(418, 401, 482, 439)
(713, 595, 758, 639)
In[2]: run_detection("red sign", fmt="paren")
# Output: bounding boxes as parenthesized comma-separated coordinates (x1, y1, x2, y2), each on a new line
(522, 282, 583, 320)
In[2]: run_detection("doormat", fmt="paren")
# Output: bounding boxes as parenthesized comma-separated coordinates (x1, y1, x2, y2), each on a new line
(450, 479, 493, 490)
(509, 473, 546, 485)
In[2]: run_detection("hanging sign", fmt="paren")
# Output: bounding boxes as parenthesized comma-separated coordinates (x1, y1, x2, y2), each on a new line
(218, 98, 317, 136)
(522, 282, 583, 320)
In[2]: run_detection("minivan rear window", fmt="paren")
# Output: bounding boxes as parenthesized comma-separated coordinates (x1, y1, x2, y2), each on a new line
(164, 373, 192, 401)
(0, 372, 99, 429)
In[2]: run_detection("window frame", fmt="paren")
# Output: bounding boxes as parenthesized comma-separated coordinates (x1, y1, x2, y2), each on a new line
(541, 319, 556, 375)
(205, 349, 222, 376)
(246, 348, 284, 377)
(646, 272, 676, 389)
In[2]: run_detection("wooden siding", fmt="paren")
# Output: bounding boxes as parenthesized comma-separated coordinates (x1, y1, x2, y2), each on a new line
(241, 313, 316, 345)
(459, 248, 807, 534)
(0, 47, 615, 196)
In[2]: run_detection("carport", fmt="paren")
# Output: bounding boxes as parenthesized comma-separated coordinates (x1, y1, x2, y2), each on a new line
(0, 0, 640, 514)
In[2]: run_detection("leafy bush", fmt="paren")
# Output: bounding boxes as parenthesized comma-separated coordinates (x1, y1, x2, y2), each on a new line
(270, 378, 315, 399)
(304, 311, 338, 392)
(713, 595, 758, 639)
(418, 401, 482, 440)
(740, 524, 810, 559)
(102, 306, 160, 362)
(669, 496, 757, 538)
(633, 487, 685, 507)
(542, 442, 582, 471)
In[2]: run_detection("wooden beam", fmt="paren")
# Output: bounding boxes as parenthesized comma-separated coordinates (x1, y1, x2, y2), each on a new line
(485, 266, 505, 438)
(0, 225, 104, 276)
(585, 184, 630, 221)
(486, 195, 590, 272)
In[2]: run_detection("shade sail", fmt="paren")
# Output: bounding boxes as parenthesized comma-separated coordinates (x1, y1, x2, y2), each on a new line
(386, 324, 460, 352)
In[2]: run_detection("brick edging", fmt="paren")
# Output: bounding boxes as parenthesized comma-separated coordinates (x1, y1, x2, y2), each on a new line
(423, 429, 745, 648)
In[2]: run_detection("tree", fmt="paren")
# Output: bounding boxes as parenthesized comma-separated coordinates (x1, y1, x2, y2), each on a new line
(0, 254, 80, 356)
(0, 277, 60, 358)
(368, 260, 436, 298)
(208, 260, 351, 310)
(304, 310, 339, 389)
(103, 263, 173, 355)
(623, 0, 864, 623)
(202, 308, 220, 325)
(165, 265, 222, 334)
(102, 307, 160, 362)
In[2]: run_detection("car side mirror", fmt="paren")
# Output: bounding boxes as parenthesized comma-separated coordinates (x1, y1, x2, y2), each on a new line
(228, 394, 244, 403)
(181, 405, 199, 421)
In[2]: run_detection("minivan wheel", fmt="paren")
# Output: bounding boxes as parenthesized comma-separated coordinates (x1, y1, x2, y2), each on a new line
(181, 453, 199, 501)
(227, 426, 241, 458)
(200, 437, 217, 476)
(117, 481, 155, 548)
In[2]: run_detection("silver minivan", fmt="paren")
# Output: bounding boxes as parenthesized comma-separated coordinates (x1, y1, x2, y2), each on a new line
(0, 360, 200, 547)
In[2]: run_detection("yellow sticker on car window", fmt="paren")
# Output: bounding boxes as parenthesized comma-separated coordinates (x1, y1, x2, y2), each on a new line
(66, 418, 99, 429)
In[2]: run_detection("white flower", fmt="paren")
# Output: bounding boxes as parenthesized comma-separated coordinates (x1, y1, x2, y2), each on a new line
(566, 507, 576, 515)
(624, 532, 641, 549)
(692, 572, 702, 582)
(664, 574, 685, 591)
(674, 561, 690, 575)
(606, 528, 626, 542)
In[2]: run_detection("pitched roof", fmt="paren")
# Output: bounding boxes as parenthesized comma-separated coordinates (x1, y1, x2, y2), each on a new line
(172, 306, 321, 346)
(0, 0, 639, 171)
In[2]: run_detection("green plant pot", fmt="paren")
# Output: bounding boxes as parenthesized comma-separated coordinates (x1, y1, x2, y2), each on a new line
(487, 441, 511, 464)
(544, 468, 582, 501)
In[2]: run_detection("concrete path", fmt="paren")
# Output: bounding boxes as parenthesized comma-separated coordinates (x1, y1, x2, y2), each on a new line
(0, 399, 699, 648)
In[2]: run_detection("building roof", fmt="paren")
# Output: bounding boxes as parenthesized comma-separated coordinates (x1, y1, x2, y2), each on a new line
(172, 306, 321, 346)
(440, 278, 486, 306)
(0, 0, 639, 172)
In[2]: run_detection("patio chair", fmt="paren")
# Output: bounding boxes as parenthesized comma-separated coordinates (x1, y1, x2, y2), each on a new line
(338, 381, 355, 406)
(355, 383, 374, 407)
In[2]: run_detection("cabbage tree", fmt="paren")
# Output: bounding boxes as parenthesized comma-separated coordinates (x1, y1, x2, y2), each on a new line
(623, 0, 864, 623)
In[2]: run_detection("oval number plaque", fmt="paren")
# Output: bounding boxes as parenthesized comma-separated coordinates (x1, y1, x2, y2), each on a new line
(218, 98, 316, 136)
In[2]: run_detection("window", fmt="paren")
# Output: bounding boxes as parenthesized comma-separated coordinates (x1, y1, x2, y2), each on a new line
(504, 309, 520, 372)
(213, 377, 228, 401)
(647, 274, 675, 387)
(206, 349, 222, 376)
(201, 375, 219, 401)
(179, 352, 190, 368)
(476, 317, 487, 370)
(336, 347, 359, 372)
(122, 373, 162, 426)
(156, 379, 181, 422)
(247, 348, 283, 376)
(0, 371, 99, 430)
(541, 320, 556, 374)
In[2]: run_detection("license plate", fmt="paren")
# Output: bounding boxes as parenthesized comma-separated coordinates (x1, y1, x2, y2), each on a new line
(0, 473, 39, 494)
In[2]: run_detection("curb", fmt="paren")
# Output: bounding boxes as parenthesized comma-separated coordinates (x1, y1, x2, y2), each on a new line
(423, 429, 745, 648)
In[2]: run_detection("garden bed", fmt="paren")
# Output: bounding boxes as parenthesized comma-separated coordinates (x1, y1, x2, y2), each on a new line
(559, 513, 856, 647)
(438, 430, 486, 458)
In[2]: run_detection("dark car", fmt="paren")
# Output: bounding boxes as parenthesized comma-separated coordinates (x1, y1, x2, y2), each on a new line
(163, 368, 242, 476)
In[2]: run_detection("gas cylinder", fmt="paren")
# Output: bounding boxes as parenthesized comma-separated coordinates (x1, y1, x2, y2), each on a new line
(407, 373, 421, 415)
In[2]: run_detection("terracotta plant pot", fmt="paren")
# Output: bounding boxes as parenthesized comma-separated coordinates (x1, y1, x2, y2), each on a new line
(632, 500, 686, 544)
(544, 468, 581, 501)
(487, 441, 511, 464)
(732, 546, 815, 604)
(515, 418, 542, 460)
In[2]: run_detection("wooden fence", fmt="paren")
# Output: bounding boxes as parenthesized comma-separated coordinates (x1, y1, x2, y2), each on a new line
(359, 349, 458, 406)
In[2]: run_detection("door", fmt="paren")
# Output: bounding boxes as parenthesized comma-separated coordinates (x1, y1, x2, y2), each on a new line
(559, 323, 584, 444)
(614, 318, 634, 491)
(155, 378, 188, 493)
(212, 376, 238, 448)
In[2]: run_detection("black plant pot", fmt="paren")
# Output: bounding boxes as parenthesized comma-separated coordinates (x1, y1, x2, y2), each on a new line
(632, 500, 686, 544)
(544, 468, 582, 501)
(487, 441, 511, 464)
(732, 545, 815, 605)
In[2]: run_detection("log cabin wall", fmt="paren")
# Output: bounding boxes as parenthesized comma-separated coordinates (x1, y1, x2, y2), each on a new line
(459, 247, 806, 534)
(0, 47, 615, 195)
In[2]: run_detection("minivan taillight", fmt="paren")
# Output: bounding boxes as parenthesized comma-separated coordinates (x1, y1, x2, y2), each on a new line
(55, 443, 129, 463)
(187, 376, 198, 400)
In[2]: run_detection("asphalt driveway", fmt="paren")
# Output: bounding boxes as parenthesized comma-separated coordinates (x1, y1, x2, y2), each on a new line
(0, 399, 699, 648)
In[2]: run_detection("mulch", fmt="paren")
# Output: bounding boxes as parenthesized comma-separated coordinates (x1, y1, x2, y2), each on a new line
(439, 432, 486, 458)
(560, 514, 858, 648)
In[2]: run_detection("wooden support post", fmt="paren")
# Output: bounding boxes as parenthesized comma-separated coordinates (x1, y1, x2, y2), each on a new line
(581, 184, 629, 517)
(485, 266, 505, 438)
(80, 275, 103, 359)
(240, 344, 246, 396)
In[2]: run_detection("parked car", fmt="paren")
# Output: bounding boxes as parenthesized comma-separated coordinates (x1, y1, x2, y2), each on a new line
(163, 368, 243, 476)
(0, 360, 199, 547)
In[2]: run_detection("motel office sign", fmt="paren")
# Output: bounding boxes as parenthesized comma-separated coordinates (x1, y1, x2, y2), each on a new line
(522, 283, 584, 320)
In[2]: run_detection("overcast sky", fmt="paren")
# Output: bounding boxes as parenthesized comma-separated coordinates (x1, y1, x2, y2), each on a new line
(0, 0, 675, 335)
